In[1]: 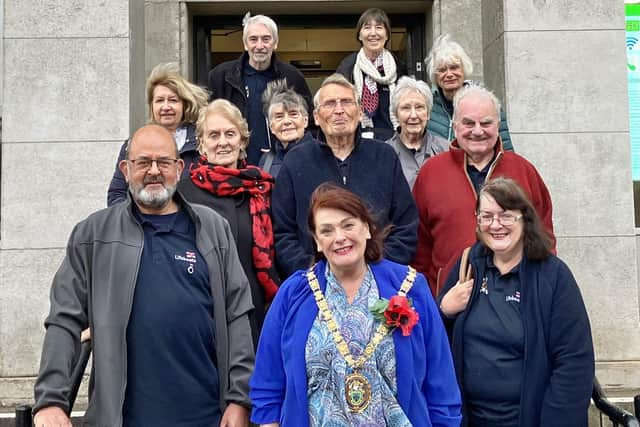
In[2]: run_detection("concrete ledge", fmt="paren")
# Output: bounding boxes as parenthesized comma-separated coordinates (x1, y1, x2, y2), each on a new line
(0, 376, 87, 409)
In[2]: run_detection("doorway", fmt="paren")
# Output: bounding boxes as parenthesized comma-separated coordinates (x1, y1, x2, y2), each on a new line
(191, 2, 430, 94)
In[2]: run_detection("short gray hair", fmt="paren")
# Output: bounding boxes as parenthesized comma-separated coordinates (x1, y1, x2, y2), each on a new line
(262, 79, 309, 119)
(425, 34, 473, 87)
(313, 73, 360, 109)
(452, 83, 501, 123)
(242, 14, 278, 44)
(391, 76, 433, 117)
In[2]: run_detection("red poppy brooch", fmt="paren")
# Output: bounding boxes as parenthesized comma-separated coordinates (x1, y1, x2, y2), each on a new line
(370, 295, 419, 336)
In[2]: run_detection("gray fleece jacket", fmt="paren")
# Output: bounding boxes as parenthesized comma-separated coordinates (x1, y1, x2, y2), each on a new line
(33, 192, 255, 427)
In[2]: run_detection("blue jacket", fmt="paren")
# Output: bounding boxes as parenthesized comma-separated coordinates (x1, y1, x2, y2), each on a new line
(250, 259, 462, 426)
(439, 242, 594, 427)
(258, 131, 314, 179)
(272, 133, 418, 278)
(106, 124, 199, 206)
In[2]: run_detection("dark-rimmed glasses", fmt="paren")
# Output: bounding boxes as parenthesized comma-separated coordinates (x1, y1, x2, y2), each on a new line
(127, 157, 179, 172)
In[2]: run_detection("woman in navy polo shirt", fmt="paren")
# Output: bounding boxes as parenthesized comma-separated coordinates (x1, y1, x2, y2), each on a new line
(439, 177, 594, 427)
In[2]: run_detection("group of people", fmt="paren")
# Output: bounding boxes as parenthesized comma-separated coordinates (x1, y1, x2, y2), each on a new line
(32, 8, 594, 427)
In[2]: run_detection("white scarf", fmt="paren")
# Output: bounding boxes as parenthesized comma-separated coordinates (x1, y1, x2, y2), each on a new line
(352, 48, 399, 130)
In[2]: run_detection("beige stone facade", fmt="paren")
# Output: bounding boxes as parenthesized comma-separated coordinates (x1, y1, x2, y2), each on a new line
(1, 0, 637, 417)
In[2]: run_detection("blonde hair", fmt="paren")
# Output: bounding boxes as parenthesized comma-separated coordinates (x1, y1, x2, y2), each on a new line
(196, 99, 251, 160)
(146, 62, 209, 125)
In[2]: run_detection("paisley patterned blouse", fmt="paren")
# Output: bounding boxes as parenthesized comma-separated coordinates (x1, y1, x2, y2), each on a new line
(304, 265, 412, 426)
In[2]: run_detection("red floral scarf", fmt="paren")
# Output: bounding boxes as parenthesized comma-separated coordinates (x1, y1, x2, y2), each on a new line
(190, 156, 279, 301)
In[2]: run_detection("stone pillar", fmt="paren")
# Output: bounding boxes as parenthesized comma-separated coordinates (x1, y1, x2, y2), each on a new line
(482, 0, 640, 390)
(0, 1, 131, 405)
(432, 0, 484, 83)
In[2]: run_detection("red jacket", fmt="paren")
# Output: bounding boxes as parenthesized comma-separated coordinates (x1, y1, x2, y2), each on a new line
(412, 139, 555, 296)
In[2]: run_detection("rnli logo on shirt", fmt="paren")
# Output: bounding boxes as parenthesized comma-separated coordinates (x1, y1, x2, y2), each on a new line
(174, 250, 197, 274)
(506, 291, 521, 303)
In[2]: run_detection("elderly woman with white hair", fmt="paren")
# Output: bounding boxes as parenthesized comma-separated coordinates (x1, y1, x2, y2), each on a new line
(259, 79, 313, 179)
(425, 35, 513, 151)
(385, 76, 449, 190)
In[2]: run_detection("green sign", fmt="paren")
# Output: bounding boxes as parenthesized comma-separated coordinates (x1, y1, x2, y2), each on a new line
(627, 4, 640, 180)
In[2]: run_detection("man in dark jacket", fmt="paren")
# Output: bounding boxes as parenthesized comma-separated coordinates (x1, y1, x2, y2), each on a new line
(272, 73, 418, 278)
(33, 125, 254, 427)
(207, 14, 313, 165)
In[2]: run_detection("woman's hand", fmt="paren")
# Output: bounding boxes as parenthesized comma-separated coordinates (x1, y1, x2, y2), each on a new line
(439, 278, 473, 317)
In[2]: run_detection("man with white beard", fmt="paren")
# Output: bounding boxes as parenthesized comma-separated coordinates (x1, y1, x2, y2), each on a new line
(33, 125, 255, 427)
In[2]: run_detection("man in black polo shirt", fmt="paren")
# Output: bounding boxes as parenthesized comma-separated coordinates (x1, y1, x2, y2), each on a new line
(33, 125, 254, 427)
(208, 14, 314, 165)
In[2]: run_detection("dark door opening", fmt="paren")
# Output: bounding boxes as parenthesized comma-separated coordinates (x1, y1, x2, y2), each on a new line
(193, 12, 427, 94)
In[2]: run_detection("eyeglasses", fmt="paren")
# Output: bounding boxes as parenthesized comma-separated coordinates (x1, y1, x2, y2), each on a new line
(477, 212, 522, 226)
(128, 157, 179, 172)
(318, 98, 357, 111)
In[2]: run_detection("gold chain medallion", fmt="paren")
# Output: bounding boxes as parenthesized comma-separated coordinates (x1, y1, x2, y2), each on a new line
(344, 372, 372, 413)
(306, 266, 416, 413)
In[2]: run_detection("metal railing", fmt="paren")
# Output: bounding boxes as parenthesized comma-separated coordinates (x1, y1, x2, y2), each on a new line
(13, 353, 640, 426)
(15, 330, 91, 427)
(593, 377, 640, 427)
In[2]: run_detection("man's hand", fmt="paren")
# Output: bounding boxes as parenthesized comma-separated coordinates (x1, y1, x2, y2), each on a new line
(33, 406, 72, 427)
(440, 278, 473, 317)
(219, 402, 249, 427)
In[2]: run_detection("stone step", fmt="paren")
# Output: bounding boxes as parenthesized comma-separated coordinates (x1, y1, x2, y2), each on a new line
(0, 400, 637, 427)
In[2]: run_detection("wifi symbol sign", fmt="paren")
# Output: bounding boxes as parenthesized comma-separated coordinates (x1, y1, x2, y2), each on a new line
(627, 36, 639, 50)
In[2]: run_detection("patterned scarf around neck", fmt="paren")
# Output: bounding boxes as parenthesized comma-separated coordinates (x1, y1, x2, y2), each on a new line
(353, 48, 399, 130)
(190, 156, 279, 301)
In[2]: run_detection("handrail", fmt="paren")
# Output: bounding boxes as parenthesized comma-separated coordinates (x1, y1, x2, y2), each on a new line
(593, 377, 640, 427)
(67, 329, 92, 415)
(14, 328, 92, 426)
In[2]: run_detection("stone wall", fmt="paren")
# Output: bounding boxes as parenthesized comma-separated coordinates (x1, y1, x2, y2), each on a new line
(1, 0, 638, 412)
(432, 0, 484, 83)
(482, 0, 640, 391)
(0, 0, 131, 406)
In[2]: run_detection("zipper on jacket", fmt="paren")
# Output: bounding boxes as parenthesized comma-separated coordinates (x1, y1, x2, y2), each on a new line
(484, 151, 503, 183)
(435, 90, 453, 141)
(463, 150, 503, 199)
(327, 146, 349, 186)
(118, 204, 145, 427)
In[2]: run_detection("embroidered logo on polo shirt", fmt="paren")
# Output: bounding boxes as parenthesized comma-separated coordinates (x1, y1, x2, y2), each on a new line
(506, 291, 521, 303)
(479, 277, 488, 295)
(174, 250, 197, 274)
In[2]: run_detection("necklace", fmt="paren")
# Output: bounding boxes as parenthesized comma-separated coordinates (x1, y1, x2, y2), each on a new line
(306, 265, 417, 413)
